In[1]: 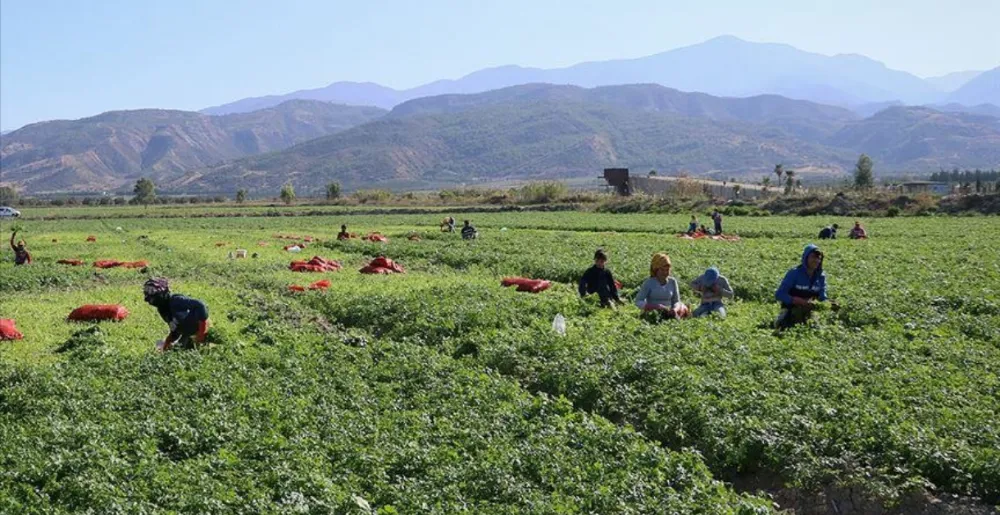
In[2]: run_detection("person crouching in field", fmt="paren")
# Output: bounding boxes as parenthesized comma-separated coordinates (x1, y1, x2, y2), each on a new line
(775, 244, 837, 329)
(337, 225, 351, 241)
(818, 223, 839, 239)
(635, 252, 689, 320)
(849, 221, 868, 239)
(461, 220, 478, 240)
(691, 266, 734, 318)
(578, 248, 622, 308)
(10, 230, 31, 265)
(144, 278, 210, 351)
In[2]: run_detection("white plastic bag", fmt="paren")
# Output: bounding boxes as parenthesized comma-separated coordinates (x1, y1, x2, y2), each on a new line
(552, 314, 566, 336)
(288, 245, 302, 253)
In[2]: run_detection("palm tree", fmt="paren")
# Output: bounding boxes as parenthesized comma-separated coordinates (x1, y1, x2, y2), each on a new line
(774, 164, 784, 187)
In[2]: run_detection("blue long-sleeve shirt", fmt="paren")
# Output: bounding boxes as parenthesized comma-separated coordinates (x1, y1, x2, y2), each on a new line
(775, 244, 827, 306)
(155, 295, 209, 340)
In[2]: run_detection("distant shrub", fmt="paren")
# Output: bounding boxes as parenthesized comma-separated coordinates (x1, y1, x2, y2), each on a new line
(517, 181, 567, 204)
(353, 189, 393, 204)
(887, 206, 900, 217)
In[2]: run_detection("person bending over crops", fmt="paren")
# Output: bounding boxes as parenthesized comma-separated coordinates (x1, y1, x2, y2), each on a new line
(635, 252, 688, 319)
(849, 221, 868, 240)
(337, 225, 351, 240)
(774, 244, 837, 328)
(578, 248, 622, 308)
(461, 220, 478, 240)
(10, 230, 31, 265)
(691, 266, 734, 318)
(441, 217, 456, 232)
(818, 223, 839, 240)
(687, 216, 698, 235)
(144, 278, 210, 351)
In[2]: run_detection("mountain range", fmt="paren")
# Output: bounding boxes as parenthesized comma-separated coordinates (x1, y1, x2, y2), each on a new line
(202, 36, 997, 116)
(0, 101, 384, 194)
(166, 84, 999, 194)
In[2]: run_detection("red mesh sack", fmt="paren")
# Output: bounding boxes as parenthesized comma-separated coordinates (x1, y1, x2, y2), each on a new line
(308, 279, 331, 290)
(68, 304, 129, 322)
(288, 285, 306, 292)
(86, 235, 97, 242)
(1, 319, 24, 340)
(57, 259, 85, 266)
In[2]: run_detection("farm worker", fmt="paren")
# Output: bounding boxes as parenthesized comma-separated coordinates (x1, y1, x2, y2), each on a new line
(691, 266, 734, 318)
(143, 278, 210, 351)
(337, 225, 351, 240)
(774, 244, 836, 328)
(699, 224, 712, 235)
(712, 209, 724, 235)
(10, 230, 31, 265)
(818, 223, 839, 240)
(441, 217, 456, 232)
(461, 220, 478, 240)
(635, 252, 687, 319)
(578, 248, 622, 308)
(687, 216, 698, 234)
(849, 221, 868, 239)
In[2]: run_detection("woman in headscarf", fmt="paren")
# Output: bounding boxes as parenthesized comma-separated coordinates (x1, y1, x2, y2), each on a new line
(634, 252, 689, 319)
(143, 277, 210, 351)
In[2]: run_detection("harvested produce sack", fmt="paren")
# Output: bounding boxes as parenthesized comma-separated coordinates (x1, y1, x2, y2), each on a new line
(289, 256, 342, 273)
(501, 277, 552, 293)
(288, 285, 306, 292)
(86, 235, 97, 242)
(57, 259, 85, 266)
(359, 256, 405, 274)
(67, 304, 129, 322)
(288, 279, 332, 292)
(1, 319, 24, 340)
(93, 260, 149, 269)
(364, 233, 388, 243)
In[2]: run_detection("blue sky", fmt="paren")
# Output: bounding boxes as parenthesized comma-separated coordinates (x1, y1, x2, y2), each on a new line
(2, 0, 998, 130)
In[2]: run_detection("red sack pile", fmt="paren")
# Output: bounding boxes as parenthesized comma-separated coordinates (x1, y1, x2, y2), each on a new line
(0, 319, 24, 341)
(289, 279, 332, 292)
(86, 235, 97, 242)
(359, 257, 405, 275)
(337, 233, 358, 241)
(364, 233, 388, 243)
(67, 304, 129, 322)
(57, 259, 85, 266)
(501, 277, 552, 293)
(93, 260, 149, 269)
(289, 256, 342, 273)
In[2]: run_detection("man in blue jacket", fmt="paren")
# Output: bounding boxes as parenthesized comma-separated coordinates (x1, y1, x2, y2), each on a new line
(774, 244, 836, 328)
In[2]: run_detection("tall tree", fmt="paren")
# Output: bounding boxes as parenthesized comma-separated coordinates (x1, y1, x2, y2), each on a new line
(774, 164, 784, 187)
(326, 182, 342, 201)
(235, 189, 247, 204)
(133, 178, 156, 207)
(786, 170, 796, 191)
(854, 154, 874, 189)
(280, 182, 296, 205)
(0, 186, 18, 205)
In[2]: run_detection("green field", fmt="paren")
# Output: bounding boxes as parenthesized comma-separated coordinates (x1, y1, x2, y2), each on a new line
(2, 211, 998, 513)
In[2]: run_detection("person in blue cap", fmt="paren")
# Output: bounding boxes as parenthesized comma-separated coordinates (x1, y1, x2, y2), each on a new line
(774, 244, 836, 328)
(690, 266, 734, 318)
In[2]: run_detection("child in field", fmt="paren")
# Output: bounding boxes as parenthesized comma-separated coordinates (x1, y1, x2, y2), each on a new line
(635, 252, 689, 319)
(143, 278, 210, 351)
(10, 230, 31, 265)
(578, 249, 622, 308)
(337, 225, 351, 240)
(774, 244, 836, 328)
(691, 267, 734, 318)
(687, 216, 698, 234)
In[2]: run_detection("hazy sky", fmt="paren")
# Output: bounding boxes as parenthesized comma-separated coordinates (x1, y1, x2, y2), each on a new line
(2, 0, 998, 130)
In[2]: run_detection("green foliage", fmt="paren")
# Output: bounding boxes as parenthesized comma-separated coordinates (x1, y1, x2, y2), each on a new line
(352, 189, 392, 204)
(235, 189, 247, 204)
(325, 181, 341, 201)
(133, 178, 156, 206)
(279, 182, 295, 205)
(0, 186, 18, 204)
(517, 181, 567, 204)
(854, 154, 875, 189)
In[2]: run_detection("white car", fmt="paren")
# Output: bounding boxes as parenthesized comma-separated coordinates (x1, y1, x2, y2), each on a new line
(0, 206, 21, 218)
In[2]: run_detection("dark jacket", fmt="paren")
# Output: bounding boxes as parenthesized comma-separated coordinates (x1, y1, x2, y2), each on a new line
(155, 295, 209, 341)
(461, 224, 477, 240)
(775, 244, 827, 307)
(818, 226, 837, 239)
(578, 265, 621, 303)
